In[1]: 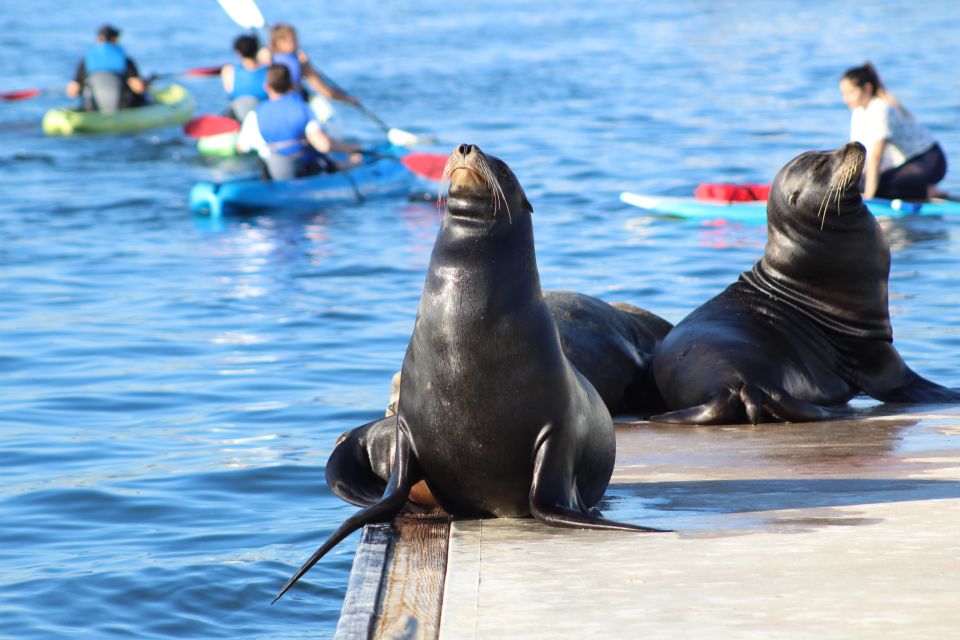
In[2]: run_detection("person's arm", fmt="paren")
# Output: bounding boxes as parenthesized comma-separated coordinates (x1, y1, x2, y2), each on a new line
(300, 53, 359, 105)
(863, 139, 886, 199)
(67, 59, 85, 97)
(862, 100, 892, 199)
(221, 63, 235, 94)
(125, 58, 146, 94)
(305, 121, 362, 167)
(236, 111, 265, 155)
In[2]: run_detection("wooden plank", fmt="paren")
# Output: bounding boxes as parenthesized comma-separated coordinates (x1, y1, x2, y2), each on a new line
(374, 511, 451, 639)
(334, 524, 394, 640)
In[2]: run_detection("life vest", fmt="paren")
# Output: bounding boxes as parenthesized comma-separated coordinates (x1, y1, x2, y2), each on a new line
(272, 51, 302, 87)
(256, 93, 316, 157)
(84, 42, 127, 75)
(694, 183, 771, 202)
(229, 65, 268, 101)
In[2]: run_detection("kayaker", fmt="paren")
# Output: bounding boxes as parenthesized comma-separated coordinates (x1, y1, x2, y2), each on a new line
(66, 24, 147, 112)
(236, 64, 362, 181)
(221, 34, 269, 122)
(257, 23, 358, 106)
(840, 62, 950, 201)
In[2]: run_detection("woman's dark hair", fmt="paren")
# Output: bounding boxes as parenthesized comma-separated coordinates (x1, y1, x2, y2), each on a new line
(233, 34, 260, 59)
(842, 62, 884, 92)
(266, 64, 293, 94)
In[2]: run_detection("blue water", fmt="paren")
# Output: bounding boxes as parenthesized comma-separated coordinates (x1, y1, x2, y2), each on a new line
(2, 1, 960, 637)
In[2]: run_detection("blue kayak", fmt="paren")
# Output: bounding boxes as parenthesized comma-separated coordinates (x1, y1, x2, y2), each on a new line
(189, 146, 424, 217)
(620, 191, 960, 223)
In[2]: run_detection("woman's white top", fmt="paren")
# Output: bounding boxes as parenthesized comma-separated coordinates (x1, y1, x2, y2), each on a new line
(850, 96, 936, 173)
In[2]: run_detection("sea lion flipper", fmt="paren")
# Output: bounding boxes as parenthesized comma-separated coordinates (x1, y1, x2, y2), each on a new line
(275, 428, 421, 604)
(760, 386, 848, 423)
(528, 428, 669, 533)
(325, 417, 396, 507)
(648, 389, 740, 425)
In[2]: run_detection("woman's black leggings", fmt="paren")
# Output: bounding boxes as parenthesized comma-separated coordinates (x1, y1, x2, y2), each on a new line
(876, 143, 947, 201)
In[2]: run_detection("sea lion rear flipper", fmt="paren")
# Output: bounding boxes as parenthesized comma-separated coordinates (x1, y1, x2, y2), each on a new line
(759, 386, 848, 422)
(274, 425, 421, 604)
(528, 427, 669, 533)
(325, 417, 396, 507)
(850, 342, 960, 404)
(648, 389, 740, 425)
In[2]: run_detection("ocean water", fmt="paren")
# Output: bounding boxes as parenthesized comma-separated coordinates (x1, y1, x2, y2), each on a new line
(2, 1, 959, 637)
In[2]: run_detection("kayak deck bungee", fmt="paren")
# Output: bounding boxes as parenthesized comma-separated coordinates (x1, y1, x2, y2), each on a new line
(42, 84, 195, 136)
(620, 191, 960, 223)
(189, 145, 424, 217)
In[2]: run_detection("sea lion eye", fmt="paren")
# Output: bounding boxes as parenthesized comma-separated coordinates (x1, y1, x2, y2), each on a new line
(789, 191, 800, 205)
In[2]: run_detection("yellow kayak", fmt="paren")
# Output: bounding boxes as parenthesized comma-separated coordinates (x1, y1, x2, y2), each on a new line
(42, 84, 195, 136)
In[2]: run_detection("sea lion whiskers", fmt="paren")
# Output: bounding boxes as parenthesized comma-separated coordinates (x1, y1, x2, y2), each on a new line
(818, 155, 861, 229)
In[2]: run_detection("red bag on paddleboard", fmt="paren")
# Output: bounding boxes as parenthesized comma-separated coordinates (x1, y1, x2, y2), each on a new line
(695, 183, 771, 202)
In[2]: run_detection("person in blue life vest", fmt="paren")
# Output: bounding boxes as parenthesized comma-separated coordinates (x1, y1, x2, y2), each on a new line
(220, 34, 269, 122)
(236, 64, 363, 181)
(257, 23, 358, 106)
(66, 25, 147, 112)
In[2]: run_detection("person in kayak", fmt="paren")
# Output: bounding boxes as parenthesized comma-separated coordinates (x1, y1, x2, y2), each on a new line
(221, 34, 269, 122)
(257, 23, 358, 106)
(840, 62, 949, 201)
(66, 24, 147, 112)
(236, 64, 362, 181)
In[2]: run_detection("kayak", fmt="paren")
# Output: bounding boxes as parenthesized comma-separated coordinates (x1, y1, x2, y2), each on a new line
(196, 95, 343, 158)
(620, 191, 960, 223)
(42, 84, 195, 136)
(189, 145, 423, 217)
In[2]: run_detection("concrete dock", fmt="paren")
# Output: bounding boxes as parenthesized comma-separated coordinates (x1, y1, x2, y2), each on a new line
(333, 405, 960, 639)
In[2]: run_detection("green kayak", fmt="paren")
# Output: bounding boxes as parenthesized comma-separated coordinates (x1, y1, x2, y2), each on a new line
(42, 84, 195, 135)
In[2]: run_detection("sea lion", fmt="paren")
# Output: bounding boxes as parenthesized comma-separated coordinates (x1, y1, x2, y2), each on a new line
(275, 144, 666, 602)
(651, 141, 960, 426)
(382, 291, 672, 418)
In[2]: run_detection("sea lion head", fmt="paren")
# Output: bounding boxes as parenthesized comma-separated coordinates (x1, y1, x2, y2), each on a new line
(746, 141, 891, 340)
(768, 141, 866, 228)
(442, 144, 533, 223)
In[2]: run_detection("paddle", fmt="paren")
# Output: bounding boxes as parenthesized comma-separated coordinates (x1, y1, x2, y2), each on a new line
(184, 114, 241, 138)
(399, 153, 446, 181)
(1, 65, 223, 102)
(215, 0, 431, 148)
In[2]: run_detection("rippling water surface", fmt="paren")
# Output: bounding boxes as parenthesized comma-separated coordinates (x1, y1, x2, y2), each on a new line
(2, 1, 960, 637)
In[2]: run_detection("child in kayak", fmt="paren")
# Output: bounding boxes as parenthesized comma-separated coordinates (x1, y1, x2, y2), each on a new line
(840, 62, 950, 201)
(220, 34, 268, 122)
(236, 64, 362, 181)
(258, 23, 358, 106)
(66, 24, 147, 112)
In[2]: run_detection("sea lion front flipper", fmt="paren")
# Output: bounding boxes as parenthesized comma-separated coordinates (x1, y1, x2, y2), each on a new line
(325, 417, 395, 507)
(648, 388, 740, 425)
(274, 423, 422, 604)
(528, 426, 668, 533)
(849, 342, 960, 404)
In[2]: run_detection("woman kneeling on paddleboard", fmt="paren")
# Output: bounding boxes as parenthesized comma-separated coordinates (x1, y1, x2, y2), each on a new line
(236, 64, 362, 181)
(840, 62, 950, 201)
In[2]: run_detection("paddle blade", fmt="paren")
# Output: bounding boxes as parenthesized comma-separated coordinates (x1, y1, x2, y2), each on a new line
(185, 65, 224, 77)
(217, 0, 266, 29)
(387, 128, 421, 148)
(1, 88, 42, 101)
(401, 153, 447, 181)
(184, 115, 241, 138)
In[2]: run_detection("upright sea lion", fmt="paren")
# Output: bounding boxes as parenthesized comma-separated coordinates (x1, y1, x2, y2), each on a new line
(652, 141, 960, 425)
(274, 144, 665, 602)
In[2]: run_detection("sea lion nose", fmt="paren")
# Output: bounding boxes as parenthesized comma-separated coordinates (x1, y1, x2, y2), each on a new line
(458, 144, 475, 156)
